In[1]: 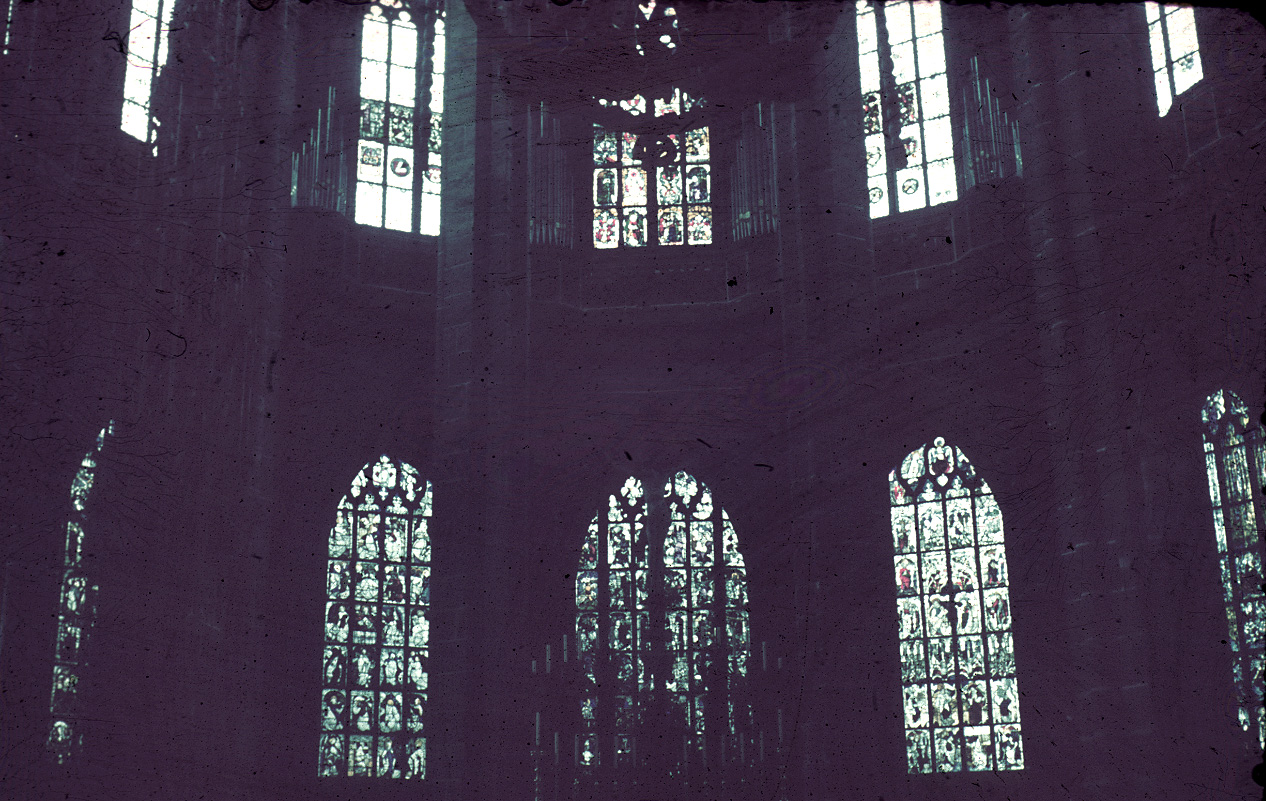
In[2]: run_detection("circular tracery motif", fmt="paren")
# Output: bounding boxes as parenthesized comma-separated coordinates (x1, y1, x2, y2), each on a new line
(632, 134, 679, 166)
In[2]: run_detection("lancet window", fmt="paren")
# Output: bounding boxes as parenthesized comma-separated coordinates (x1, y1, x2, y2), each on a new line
(48, 422, 114, 765)
(890, 437, 1023, 772)
(1201, 389, 1266, 749)
(319, 456, 432, 779)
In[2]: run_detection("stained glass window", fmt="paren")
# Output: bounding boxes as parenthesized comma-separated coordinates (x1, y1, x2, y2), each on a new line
(575, 473, 751, 770)
(592, 101, 711, 249)
(889, 437, 1023, 773)
(1146, 3, 1202, 117)
(1201, 389, 1266, 749)
(120, 0, 177, 146)
(856, 0, 957, 218)
(48, 422, 113, 765)
(355, 0, 445, 235)
(590, 3, 710, 249)
(319, 456, 431, 779)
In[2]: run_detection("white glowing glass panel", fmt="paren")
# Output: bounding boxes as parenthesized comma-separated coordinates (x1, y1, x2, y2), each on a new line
(319, 456, 432, 779)
(890, 437, 1024, 773)
(856, 0, 957, 219)
(119, 0, 175, 143)
(1146, 3, 1203, 116)
(48, 422, 114, 765)
(574, 473, 752, 769)
(355, 8, 445, 237)
(4, 0, 18, 54)
(591, 104, 711, 248)
(1201, 390, 1266, 750)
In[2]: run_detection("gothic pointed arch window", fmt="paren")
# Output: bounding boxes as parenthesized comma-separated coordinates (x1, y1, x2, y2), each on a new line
(574, 472, 751, 773)
(121, 0, 177, 146)
(856, 0, 957, 218)
(47, 422, 113, 765)
(591, 2, 712, 248)
(1201, 389, 1265, 749)
(889, 437, 1023, 773)
(354, 0, 446, 235)
(319, 456, 432, 779)
(1145, 2, 1202, 117)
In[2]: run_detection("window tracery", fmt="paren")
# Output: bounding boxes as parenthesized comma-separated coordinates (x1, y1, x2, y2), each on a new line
(1201, 389, 1266, 749)
(355, 0, 445, 235)
(856, 0, 956, 218)
(890, 437, 1023, 773)
(319, 456, 432, 778)
(1146, 2, 1202, 117)
(47, 422, 113, 765)
(574, 472, 751, 772)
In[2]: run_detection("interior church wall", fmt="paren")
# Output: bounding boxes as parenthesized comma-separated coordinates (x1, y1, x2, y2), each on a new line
(0, 1, 1264, 799)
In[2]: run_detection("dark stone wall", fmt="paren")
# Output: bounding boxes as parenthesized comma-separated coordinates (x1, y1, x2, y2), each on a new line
(0, 2, 1263, 799)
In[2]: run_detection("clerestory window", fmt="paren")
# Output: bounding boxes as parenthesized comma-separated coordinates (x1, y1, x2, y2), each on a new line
(121, 0, 177, 147)
(1146, 2, 1202, 117)
(354, 0, 446, 235)
(857, 0, 957, 219)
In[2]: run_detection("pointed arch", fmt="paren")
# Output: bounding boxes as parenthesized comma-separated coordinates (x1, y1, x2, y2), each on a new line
(47, 422, 114, 764)
(889, 437, 1023, 773)
(1201, 389, 1266, 749)
(318, 455, 432, 779)
(574, 471, 752, 772)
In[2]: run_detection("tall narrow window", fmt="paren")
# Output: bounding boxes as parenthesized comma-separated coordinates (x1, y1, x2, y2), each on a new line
(48, 422, 113, 765)
(591, 2, 712, 249)
(319, 456, 432, 779)
(857, 0, 956, 218)
(890, 437, 1023, 773)
(355, 0, 446, 235)
(1201, 389, 1265, 749)
(575, 472, 751, 773)
(3, 0, 18, 55)
(121, 0, 176, 145)
(1146, 2, 1202, 117)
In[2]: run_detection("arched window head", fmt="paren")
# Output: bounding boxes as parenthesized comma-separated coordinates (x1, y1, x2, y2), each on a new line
(1201, 389, 1265, 749)
(319, 456, 432, 779)
(1146, 3, 1202, 117)
(355, 0, 446, 235)
(856, 0, 957, 218)
(48, 422, 114, 765)
(575, 472, 752, 774)
(121, 0, 177, 150)
(889, 437, 1023, 773)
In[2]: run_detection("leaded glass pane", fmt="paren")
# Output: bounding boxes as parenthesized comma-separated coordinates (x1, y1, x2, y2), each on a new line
(593, 209, 619, 248)
(623, 207, 648, 246)
(687, 206, 712, 245)
(915, 31, 946, 76)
